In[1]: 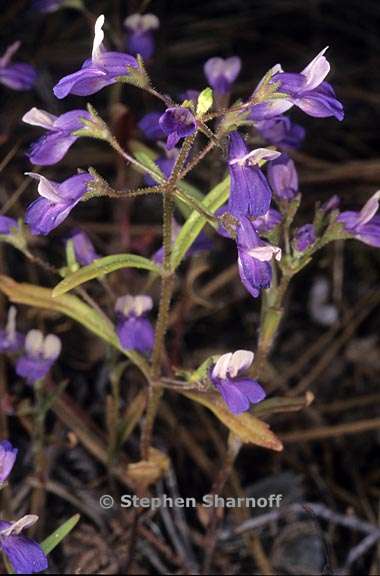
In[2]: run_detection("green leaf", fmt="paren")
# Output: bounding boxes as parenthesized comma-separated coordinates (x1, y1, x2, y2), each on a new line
(52, 254, 161, 297)
(171, 176, 230, 270)
(41, 514, 80, 555)
(181, 390, 283, 451)
(196, 87, 213, 116)
(0, 276, 150, 379)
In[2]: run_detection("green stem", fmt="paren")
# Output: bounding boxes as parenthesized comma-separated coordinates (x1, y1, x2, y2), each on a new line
(31, 379, 48, 535)
(140, 135, 196, 459)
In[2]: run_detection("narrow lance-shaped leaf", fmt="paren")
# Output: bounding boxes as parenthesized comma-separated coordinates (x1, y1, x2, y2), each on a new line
(181, 389, 283, 451)
(40, 514, 80, 555)
(53, 254, 161, 297)
(171, 176, 230, 270)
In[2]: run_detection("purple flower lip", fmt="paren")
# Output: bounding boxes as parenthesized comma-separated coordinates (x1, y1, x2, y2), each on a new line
(210, 350, 266, 414)
(236, 217, 281, 298)
(0, 514, 48, 574)
(227, 131, 280, 218)
(0, 440, 18, 483)
(159, 106, 197, 150)
(25, 172, 92, 236)
(53, 15, 138, 99)
(0, 41, 37, 91)
(16, 329, 61, 384)
(23, 107, 91, 165)
(204, 56, 241, 95)
(115, 295, 155, 355)
(337, 190, 380, 247)
(0, 307, 24, 354)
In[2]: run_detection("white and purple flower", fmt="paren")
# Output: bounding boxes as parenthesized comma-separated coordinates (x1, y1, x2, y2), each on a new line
(203, 56, 241, 95)
(159, 106, 197, 150)
(236, 217, 282, 298)
(115, 295, 155, 355)
(252, 208, 283, 234)
(23, 107, 90, 165)
(0, 515, 48, 574)
(25, 172, 92, 236)
(0, 307, 24, 354)
(16, 330, 61, 384)
(124, 13, 160, 61)
(0, 440, 18, 484)
(267, 153, 299, 201)
(250, 48, 344, 121)
(228, 131, 281, 217)
(337, 190, 380, 247)
(210, 350, 266, 414)
(0, 42, 37, 91)
(53, 15, 138, 98)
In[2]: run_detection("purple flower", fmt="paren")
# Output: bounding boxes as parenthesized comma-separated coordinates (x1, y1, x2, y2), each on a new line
(153, 219, 212, 264)
(53, 15, 138, 99)
(115, 295, 154, 355)
(0, 215, 18, 236)
(228, 131, 281, 217)
(124, 13, 159, 60)
(0, 440, 18, 483)
(321, 194, 340, 212)
(0, 515, 48, 574)
(293, 224, 316, 252)
(0, 307, 24, 354)
(210, 350, 266, 414)
(337, 190, 380, 247)
(25, 172, 92, 236)
(159, 107, 197, 150)
(271, 47, 344, 120)
(267, 153, 299, 201)
(250, 49, 343, 121)
(254, 115, 305, 149)
(23, 107, 91, 165)
(32, 0, 65, 12)
(16, 330, 61, 384)
(252, 208, 282, 234)
(0, 42, 37, 91)
(237, 217, 281, 298)
(68, 229, 99, 266)
(138, 112, 165, 141)
(203, 56, 241, 95)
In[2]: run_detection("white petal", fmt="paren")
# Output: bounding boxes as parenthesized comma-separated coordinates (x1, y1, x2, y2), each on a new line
(25, 173, 62, 204)
(25, 329, 44, 357)
(212, 352, 233, 380)
(22, 107, 56, 129)
(92, 14, 105, 62)
(230, 147, 281, 167)
(43, 334, 61, 360)
(134, 295, 153, 316)
(0, 515, 39, 537)
(356, 190, 380, 226)
(302, 46, 330, 91)
(141, 14, 160, 30)
(247, 245, 282, 262)
(228, 350, 254, 377)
